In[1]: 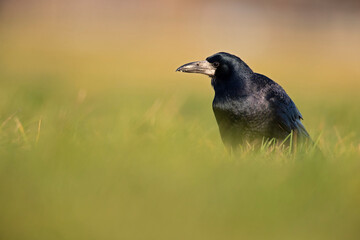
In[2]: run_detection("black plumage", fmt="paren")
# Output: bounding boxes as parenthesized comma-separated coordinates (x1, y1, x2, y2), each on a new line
(176, 52, 310, 149)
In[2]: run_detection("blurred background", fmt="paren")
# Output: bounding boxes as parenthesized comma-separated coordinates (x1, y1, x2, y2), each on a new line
(1, 1, 360, 240)
(1, 0, 360, 93)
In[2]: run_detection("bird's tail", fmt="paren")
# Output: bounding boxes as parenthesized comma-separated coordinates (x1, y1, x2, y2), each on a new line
(293, 120, 324, 156)
(295, 119, 311, 140)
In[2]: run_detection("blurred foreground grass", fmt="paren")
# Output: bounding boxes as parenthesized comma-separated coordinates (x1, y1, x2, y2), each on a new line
(0, 73, 359, 240)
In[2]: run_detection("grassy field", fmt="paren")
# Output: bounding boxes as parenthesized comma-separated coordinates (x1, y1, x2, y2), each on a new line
(1, 64, 359, 240)
(1, 6, 360, 239)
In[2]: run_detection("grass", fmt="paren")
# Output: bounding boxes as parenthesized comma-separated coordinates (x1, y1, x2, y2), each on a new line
(0, 74, 359, 240)
(0, 12, 360, 238)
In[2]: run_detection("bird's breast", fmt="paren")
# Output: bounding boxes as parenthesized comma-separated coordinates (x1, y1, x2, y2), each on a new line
(213, 96, 273, 131)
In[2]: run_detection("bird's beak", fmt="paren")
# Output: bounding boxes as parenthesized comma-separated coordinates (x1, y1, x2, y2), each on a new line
(176, 60, 215, 77)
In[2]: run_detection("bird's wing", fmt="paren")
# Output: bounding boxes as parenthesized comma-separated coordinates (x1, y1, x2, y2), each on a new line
(274, 96, 310, 138)
(269, 86, 310, 139)
(253, 74, 310, 139)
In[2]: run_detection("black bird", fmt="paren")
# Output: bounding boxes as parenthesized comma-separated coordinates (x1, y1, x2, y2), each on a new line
(176, 52, 310, 149)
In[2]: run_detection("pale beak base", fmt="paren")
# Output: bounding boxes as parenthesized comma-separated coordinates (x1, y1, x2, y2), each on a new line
(176, 60, 215, 77)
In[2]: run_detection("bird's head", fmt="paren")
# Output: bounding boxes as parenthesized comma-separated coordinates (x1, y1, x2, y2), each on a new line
(176, 52, 252, 79)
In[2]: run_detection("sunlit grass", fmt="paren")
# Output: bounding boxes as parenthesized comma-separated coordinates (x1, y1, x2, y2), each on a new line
(0, 12, 360, 238)
(0, 73, 359, 239)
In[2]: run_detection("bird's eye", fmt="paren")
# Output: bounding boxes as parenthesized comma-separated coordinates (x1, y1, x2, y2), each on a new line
(213, 62, 220, 67)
